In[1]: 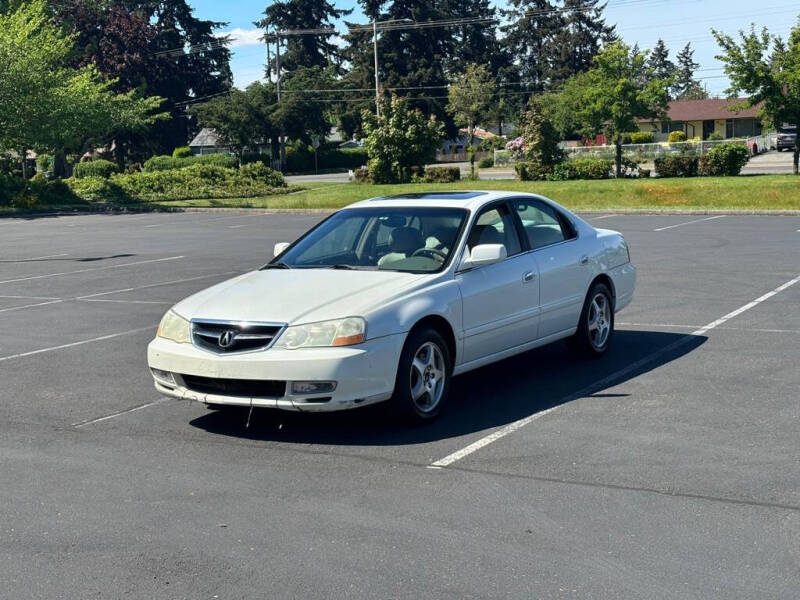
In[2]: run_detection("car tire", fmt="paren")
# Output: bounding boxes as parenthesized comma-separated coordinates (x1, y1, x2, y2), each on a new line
(390, 327, 452, 423)
(567, 282, 615, 358)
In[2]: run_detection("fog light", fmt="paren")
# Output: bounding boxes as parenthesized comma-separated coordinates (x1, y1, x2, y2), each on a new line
(291, 381, 337, 395)
(151, 368, 176, 385)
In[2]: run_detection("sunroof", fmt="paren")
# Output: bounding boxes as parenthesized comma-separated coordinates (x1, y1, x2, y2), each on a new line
(374, 191, 487, 201)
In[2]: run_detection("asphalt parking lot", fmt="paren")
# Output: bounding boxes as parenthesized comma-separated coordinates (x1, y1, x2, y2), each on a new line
(1, 209, 798, 599)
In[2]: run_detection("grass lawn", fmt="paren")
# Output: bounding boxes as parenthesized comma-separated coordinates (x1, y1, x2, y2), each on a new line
(3, 175, 798, 215)
(153, 175, 800, 212)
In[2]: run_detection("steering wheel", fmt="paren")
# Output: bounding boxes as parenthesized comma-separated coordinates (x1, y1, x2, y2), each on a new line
(411, 247, 448, 262)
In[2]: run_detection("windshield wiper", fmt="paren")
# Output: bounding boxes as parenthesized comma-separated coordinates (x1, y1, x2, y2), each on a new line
(328, 264, 357, 270)
(262, 261, 292, 270)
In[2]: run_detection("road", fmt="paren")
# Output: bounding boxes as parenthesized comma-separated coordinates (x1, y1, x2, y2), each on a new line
(1, 211, 798, 598)
(285, 150, 795, 183)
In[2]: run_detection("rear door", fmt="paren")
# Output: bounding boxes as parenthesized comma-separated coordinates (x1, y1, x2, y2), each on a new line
(511, 199, 590, 339)
(456, 202, 540, 364)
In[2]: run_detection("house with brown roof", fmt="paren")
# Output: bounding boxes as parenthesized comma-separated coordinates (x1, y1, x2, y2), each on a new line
(637, 98, 763, 141)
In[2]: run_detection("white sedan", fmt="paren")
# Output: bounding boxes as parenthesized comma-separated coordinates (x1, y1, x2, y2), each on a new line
(148, 191, 636, 421)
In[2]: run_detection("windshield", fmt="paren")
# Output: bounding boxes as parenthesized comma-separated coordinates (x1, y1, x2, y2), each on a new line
(273, 207, 468, 273)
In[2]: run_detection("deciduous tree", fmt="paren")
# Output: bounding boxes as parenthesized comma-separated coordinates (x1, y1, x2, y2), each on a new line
(714, 21, 800, 173)
(447, 64, 496, 177)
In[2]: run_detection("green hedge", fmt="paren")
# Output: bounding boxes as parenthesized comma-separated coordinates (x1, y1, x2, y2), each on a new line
(172, 146, 193, 159)
(285, 147, 368, 172)
(477, 156, 494, 168)
(515, 162, 553, 181)
(551, 158, 614, 180)
(423, 166, 460, 183)
(0, 174, 82, 208)
(73, 159, 118, 179)
(67, 163, 287, 203)
(654, 155, 699, 177)
(698, 143, 750, 176)
(630, 131, 655, 144)
(143, 154, 238, 172)
(668, 131, 687, 143)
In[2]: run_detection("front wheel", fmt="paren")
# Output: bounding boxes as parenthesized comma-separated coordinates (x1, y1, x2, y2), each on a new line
(390, 328, 452, 422)
(567, 282, 614, 358)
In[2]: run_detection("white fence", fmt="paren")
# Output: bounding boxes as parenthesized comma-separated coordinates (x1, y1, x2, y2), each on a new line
(562, 134, 777, 161)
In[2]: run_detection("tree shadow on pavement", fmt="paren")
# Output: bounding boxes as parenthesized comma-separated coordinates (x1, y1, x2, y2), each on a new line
(189, 330, 706, 446)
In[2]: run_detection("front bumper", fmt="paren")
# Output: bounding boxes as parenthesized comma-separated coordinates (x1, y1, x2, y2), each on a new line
(777, 140, 795, 150)
(147, 333, 405, 412)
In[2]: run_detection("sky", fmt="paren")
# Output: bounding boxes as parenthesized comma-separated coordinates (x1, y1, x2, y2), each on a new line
(189, 0, 799, 96)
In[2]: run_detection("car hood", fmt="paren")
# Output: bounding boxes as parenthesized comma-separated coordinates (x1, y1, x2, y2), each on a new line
(172, 268, 424, 325)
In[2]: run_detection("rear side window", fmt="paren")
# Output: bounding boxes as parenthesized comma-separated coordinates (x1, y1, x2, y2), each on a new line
(513, 201, 575, 250)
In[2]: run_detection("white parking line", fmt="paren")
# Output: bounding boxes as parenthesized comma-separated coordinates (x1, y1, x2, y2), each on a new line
(618, 322, 800, 334)
(0, 299, 64, 313)
(653, 215, 725, 231)
(0, 326, 153, 363)
(587, 215, 615, 220)
(76, 271, 234, 300)
(0, 256, 184, 285)
(428, 272, 800, 469)
(72, 398, 170, 428)
(79, 298, 171, 305)
(0, 253, 69, 262)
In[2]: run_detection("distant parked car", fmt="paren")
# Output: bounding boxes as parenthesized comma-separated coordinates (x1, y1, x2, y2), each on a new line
(148, 191, 636, 422)
(777, 127, 797, 151)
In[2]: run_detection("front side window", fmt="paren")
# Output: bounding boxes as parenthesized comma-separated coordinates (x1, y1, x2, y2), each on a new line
(513, 200, 574, 249)
(274, 207, 467, 273)
(466, 204, 522, 256)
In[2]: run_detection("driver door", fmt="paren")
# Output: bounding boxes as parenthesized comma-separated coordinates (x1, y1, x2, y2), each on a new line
(456, 203, 540, 365)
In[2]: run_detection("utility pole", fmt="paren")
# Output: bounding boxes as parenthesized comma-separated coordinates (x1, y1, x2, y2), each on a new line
(275, 31, 285, 172)
(373, 20, 380, 118)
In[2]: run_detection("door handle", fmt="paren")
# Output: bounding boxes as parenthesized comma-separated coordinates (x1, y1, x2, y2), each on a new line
(522, 271, 536, 283)
(579, 255, 589, 265)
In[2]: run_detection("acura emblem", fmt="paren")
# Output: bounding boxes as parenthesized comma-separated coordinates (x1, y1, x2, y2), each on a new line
(218, 330, 237, 348)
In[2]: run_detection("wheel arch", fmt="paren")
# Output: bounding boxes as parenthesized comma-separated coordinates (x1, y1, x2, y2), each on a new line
(408, 314, 457, 367)
(590, 273, 616, 308)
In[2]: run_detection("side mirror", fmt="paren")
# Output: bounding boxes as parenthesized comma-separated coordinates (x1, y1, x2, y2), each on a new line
(461, 244, 507, 269)
(273, 242, 290, 257)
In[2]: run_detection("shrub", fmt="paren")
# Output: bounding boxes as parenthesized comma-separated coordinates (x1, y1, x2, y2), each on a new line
(238, 161, 285, 187)
(1, 174, 82, 208)
(654, 155, 698, 177)
(36, 154, 54, 173)
(639, 168, 651, 179)
(172, 146, 193, 159)
(550, 158, 614, 180)
(668, 130, 687, 143)
(515, 162, 553, 181)
(698, 143, 750, 176)
(477, 156, 494, 168)
(479, 136, 507, 151)
(143, 154, 237, 172)
(630, 131, 654, 144)
(73, 159, 118, 179)
(707, 131, 724, 141)
(241, 152, 273, 166)
(424, 166, 460, 183)
(353, 167, 371, 183)
(284, 146, 369, 172)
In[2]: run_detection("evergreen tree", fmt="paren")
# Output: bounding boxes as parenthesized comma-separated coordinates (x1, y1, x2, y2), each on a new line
(49, 0, 232, 158)
(674, 43, 705, 99)
(501, 0, 564, 93)
(357, 0, 455, 135)
(648, 39, 675, 84)
(256, 0, 352, 73)
(550, 0, 617, 87)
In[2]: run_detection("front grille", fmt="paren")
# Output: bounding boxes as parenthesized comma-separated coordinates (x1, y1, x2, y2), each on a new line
(181, 374, 286, 398)
(191, 319, 285, 354)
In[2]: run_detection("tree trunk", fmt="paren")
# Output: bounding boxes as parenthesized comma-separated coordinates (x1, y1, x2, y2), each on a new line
(469, 126, 476, 179)
(54, 149, 68, 178)
(615, 141, 623, 178)
(794, 138, 799, 175)
(114, 141, 126, 173)
(20, 149, 28, 179)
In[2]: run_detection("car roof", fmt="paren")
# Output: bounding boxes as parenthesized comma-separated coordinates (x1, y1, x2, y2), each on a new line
(345, 190, 547, 211)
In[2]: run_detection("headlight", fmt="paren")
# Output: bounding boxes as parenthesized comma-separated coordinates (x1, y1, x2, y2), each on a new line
(156, 310, 191, 344)
(274, 317, 366, 349)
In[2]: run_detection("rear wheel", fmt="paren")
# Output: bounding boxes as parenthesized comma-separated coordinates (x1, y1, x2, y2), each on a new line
(390, 328, 452, 422)
(567, 282, 614, 358)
